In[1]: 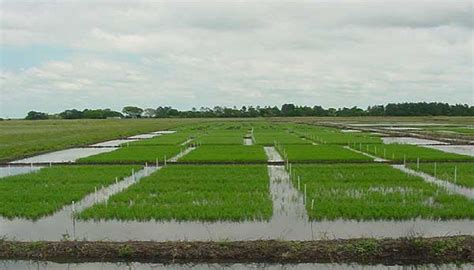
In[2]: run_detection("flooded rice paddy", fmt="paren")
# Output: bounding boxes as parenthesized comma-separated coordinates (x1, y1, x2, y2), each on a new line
(382, 137, 447, 145)
(10, 148, 117, 164)
(0, 165, 42, 178)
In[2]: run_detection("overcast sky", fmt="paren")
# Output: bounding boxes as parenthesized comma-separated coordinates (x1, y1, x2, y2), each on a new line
(0, 0, 473, 118)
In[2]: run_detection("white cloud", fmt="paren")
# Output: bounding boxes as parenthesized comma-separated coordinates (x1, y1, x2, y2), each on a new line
(0, 0, 473, 117)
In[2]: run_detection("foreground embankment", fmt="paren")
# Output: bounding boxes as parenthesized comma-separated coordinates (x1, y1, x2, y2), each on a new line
(1, 236, 472, 265)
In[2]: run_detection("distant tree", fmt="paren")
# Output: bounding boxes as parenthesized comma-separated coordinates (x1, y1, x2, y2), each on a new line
(122, 106, 143, 118)
(59, 109, 83, 119)
(281, 104, 296, 116)
(25, 111, 49, 120)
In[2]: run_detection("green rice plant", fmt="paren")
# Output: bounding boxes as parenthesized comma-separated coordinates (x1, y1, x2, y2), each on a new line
(77, 146, 182, 163)
(179, 145, 267, 163)
(292, 164, 474, 220)
(0, 165, 139, 219)
(79, 165, 272, 221)
(407, 162, 474, 188)
(350, 143, 474, 162)
(277, 144, 373, 162)
(253, 130, 311, 145)
(293, 126, 382, 145)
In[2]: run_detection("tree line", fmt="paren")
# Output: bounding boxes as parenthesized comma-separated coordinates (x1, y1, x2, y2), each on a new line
(24, 102, 474, 120)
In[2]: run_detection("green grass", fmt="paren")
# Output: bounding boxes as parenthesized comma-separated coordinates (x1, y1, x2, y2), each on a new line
(277, 144, 373, 162)
(407, 162, 474, 188)
(78, 165, 272, 221)
(0, 119, 194, 162)
(179, 145, 267, 163)
(253, 130, 310, 145)
(0, 165, 139, 219)
(293, 164, 474, 220)
(130, 132, 192, 146)
(77, 146, 182, 163)
(350, 143, 474, 162)
(293, 126, 382, 145)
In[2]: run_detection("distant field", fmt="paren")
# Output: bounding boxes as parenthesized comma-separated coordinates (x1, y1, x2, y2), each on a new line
(0, 119, 199, 162)
(180, 145, 267, 163)
(78, 145, 182, 163)
(79, 165, 272, 221)
(277, 144, 372, 162)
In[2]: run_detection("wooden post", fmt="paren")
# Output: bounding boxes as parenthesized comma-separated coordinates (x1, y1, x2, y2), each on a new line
(454, 166, 457, 184)
(304, 184, 307, 205)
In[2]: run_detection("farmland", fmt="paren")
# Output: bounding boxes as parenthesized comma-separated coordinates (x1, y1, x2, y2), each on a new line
(407, 162, 474, 188)
(276, 144, 373, 162)
(77, 145, 182, 164)
(0, 165, 139, 219)
(179, 145, 268, 163)
(79, 165, 272, 221)
(292, 164, 474, 220)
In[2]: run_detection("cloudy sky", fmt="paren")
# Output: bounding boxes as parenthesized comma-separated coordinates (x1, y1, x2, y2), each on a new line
(0, 0, 472, 118)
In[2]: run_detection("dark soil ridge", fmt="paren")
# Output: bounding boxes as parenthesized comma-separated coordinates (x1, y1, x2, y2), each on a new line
(1, 236, 473, 264)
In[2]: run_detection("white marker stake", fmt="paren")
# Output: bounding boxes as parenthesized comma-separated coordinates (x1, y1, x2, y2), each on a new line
(304, 184, 307, 205)
(156, 158, 159, 167)
(417, 158, 420, 170)
(403, 155, 406, 166)
(298, 176, 301, 190)
(115, 177, 118, 184)
(164, 155, 167, 166)
(72, 201, 75, 213)
(454, 166, 457, 184)
(434, 162, 437, 177)
(311, 199, 315, 210)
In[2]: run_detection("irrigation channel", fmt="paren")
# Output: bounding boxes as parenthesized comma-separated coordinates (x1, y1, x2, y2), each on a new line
(0, 145, 473, 241)
(1, 261, 472, 270)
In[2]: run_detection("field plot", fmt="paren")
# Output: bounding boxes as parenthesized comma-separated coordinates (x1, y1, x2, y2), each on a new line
(253, 130, 310, 145)
(179, 145, 267, 163)
(350, 143, 474, 162)
(277, 144, 373, 162)
(292, 126, 382, 145)
(197, 131, 247, 145)
(77, 146, 182, 163)
(130, 132, 192, 146)
(407, 162, 474, 188)
(0, 165, 139, 219)
(79, 165, 272, 221)
(292, 164, 474, 220)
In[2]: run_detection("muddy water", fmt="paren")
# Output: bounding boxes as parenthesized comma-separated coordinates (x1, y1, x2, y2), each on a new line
(128, 133, 160, 139)
(10, 148, 117, 164)
(424, 145, 474, 157)
(1, 147, 473, 241)
(152, 130, 177, 134)
(0, 166, 42, 178)
(382, 137, 448, 145)
(169, 147, 196, 162)
(91, 139, 138, 147)
(264, 147, 284, 162)
(393, 165, 474, 200)
(180, 139, 193, 146)
(1, 261, 471, 270)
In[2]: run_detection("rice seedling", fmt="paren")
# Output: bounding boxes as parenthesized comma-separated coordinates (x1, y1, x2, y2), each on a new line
(276, 144, 373, 162)
(292, 164, 474, 220)
(407, 162, 474, 188)
(253, 130, 310, 145)
(179, 145, 267, 163)
(293, 126, 382, 145)
(77, 146, 182, 163)
(0, 165, 139, 219)
(79, 165, 272, 221)
(349, 143, 474, 162)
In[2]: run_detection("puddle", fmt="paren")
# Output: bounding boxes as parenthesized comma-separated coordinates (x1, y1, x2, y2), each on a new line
(91, 139, 138, 147)
(152, 130, 177, 134)
(128, 134, 160, 139)
(383, 127, 421, 130)
(10, 148, 117, 164)
(1, 261, 472, 270)
(0, 166, 42, 178)
(424, 145, 474, 157)
(393, 165, 474, 200)
(344, 146, 385, 162)
(169, 147, 196, 162)
(382, 137, 448, 145)
(244, 138, 253, 145)
(264, 147, 284, 162)
(181, 139, 193, 146)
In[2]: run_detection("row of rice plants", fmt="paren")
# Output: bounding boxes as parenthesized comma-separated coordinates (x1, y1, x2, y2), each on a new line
(253, 130, 311, 145)
(0, 165, 139, 219)
(407, 162, 474, 188)
(77, 146, 183, 164)
(130, 132, 194, 146)
(292, 126, 382, 145)
(179, 145, 268, 163)
(275, 144, 373, 162)
(78, 165, 272, 221)
(348, 143, 474, 162)
(290, 164, 474, 220)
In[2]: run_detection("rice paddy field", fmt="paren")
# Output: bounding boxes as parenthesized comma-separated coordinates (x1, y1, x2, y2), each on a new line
(0, 165, 139, 219)
(0, 118, 473, 241)
(292, 164, 474, 220)
(79, 165, 272, 221)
